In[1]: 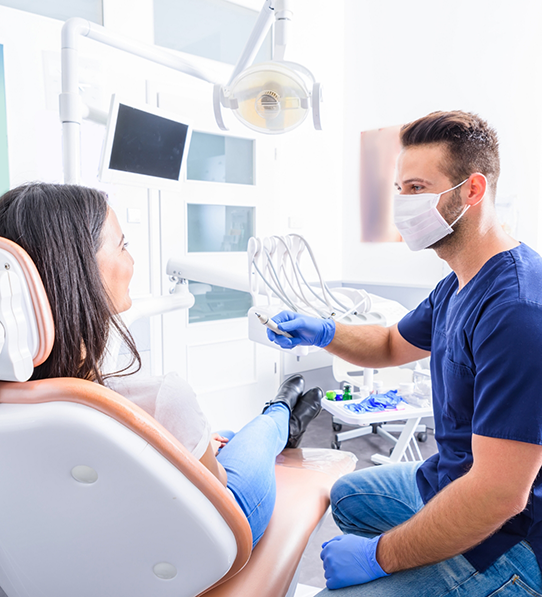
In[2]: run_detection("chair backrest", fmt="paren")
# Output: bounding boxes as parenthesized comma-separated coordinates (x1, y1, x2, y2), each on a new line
(0, 237, 54, 381)
(0, 238, 252, 597)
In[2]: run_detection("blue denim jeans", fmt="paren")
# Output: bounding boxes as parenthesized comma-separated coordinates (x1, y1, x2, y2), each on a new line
(216, 403, 289, 548)
(317, 462, 542, 596)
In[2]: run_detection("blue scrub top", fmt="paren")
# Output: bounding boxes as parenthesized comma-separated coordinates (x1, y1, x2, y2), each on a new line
(398, 243, 542, 572)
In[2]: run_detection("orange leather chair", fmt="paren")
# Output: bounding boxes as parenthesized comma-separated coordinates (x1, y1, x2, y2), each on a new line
(0, 237, 356, 597)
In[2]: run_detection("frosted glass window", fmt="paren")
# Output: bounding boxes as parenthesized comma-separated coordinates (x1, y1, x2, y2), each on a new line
(154, 0, 272, 65)
(0, 0, 102, 23)
(187, 204, 254, 252)
(188, 281, 252, 323)
(187, 132, 254, 185)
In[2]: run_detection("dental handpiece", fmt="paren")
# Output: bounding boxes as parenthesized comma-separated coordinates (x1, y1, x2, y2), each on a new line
(255, 312, 293, 338)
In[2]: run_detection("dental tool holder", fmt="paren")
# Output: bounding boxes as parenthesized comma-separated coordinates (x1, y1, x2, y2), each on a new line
(247, 234, 409, 356)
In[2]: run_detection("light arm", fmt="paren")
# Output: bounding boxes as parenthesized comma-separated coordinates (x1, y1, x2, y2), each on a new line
(226, 0, 275, 87)
(215, 0, 276, 131)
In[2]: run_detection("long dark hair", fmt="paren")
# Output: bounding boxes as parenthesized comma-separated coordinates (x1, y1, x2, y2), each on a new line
(0, 182, 141, 383)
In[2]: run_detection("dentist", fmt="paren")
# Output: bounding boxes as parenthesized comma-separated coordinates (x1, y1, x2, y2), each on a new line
(268, 111, 542, 596)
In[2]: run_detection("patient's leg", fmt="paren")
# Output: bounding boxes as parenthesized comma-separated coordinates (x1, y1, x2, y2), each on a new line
(217, 403, 289, 547)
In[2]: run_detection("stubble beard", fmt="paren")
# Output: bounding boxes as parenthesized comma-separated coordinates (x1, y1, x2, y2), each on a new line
(427, 188, 466, 253)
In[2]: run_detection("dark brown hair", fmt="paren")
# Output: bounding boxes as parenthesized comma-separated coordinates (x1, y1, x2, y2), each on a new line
(0, 182, 140, 383)
(400, 111, 500, 197)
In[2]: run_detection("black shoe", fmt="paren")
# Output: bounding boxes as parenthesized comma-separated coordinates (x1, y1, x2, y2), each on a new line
(286, 387, 323, 448)
(262, 374, 305, 415)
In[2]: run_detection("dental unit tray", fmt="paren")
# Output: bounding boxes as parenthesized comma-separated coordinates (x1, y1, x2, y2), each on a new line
(321, 393, 432, 427)
(322, 395, 432, 465)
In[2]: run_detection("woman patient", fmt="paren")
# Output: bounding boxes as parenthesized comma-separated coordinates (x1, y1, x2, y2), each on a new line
(0, 182, 323, 547)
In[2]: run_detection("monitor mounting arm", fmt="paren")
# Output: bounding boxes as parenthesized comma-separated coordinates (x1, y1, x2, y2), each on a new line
(60, 18, 219, 184)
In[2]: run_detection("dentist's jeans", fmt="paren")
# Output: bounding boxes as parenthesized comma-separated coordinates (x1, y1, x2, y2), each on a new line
(317, 462, 542, 597)
(216, 403, 289, 548)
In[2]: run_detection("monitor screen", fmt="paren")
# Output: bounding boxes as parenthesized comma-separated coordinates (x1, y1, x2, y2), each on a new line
(99, 96, 191, 189)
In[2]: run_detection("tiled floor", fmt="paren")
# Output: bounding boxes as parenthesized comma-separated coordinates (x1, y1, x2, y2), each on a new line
(294, 405, 438, 591)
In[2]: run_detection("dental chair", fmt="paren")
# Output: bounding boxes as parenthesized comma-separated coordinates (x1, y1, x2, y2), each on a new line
(0, 237, 356, 597)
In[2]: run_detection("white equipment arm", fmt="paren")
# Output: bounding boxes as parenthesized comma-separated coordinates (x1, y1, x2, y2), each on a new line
(60, 18, 220, 184)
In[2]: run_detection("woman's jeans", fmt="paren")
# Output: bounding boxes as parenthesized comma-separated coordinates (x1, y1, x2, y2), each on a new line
(316, 462, 542, 597)
(216, 403, 289, 548)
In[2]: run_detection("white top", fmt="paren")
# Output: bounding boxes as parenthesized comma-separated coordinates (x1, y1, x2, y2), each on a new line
(106, 372, 212, 460)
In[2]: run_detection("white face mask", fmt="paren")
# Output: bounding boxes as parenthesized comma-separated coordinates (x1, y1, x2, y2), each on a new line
(393, 179, 470, 251)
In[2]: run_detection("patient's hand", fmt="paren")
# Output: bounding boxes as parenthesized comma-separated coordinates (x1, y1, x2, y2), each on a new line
(211, 433, 229, 455)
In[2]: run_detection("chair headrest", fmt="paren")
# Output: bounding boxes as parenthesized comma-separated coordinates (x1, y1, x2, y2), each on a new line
(0, 237, 54, 381)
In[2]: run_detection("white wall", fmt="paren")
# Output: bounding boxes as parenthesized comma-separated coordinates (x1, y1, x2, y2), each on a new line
(342, 0, 542, 288)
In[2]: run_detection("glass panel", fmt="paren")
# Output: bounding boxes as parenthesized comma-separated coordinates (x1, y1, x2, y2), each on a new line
(154, 0, 272, 65)
(188, 280, 253, 323)
(187, 204, 254, 252)
(187, 132, 254, 185)
(0, 0, 102, 24)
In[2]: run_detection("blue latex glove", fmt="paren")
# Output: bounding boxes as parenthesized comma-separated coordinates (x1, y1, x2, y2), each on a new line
(266, 310, 336, 348)
(320, 534, 389, 590)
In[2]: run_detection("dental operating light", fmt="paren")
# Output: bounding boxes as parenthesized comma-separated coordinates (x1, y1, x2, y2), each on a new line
(213, 0, 323, 134)
(216, 60, 321, 134)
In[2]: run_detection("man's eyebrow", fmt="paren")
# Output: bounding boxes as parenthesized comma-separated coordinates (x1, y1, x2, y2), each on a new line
(402, 178, 432, 185)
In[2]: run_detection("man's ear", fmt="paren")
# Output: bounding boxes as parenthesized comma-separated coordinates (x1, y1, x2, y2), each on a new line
(466, 173, 487, 206)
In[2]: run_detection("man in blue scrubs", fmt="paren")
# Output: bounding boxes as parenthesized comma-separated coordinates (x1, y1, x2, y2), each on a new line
(268, 111, 542, 595)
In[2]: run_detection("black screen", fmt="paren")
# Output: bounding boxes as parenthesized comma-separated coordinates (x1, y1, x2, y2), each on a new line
(108, 104, 189, 180)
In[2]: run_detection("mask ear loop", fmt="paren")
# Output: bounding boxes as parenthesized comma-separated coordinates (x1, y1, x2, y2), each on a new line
(449, 204, 471, 228)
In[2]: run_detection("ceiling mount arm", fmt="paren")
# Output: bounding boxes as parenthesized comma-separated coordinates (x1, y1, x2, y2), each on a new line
(273, 0, 292, 62)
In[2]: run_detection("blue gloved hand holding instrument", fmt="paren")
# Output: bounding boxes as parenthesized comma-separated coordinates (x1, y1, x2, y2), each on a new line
(320, 534, 389, 589)
(265, 310, 336, 349)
